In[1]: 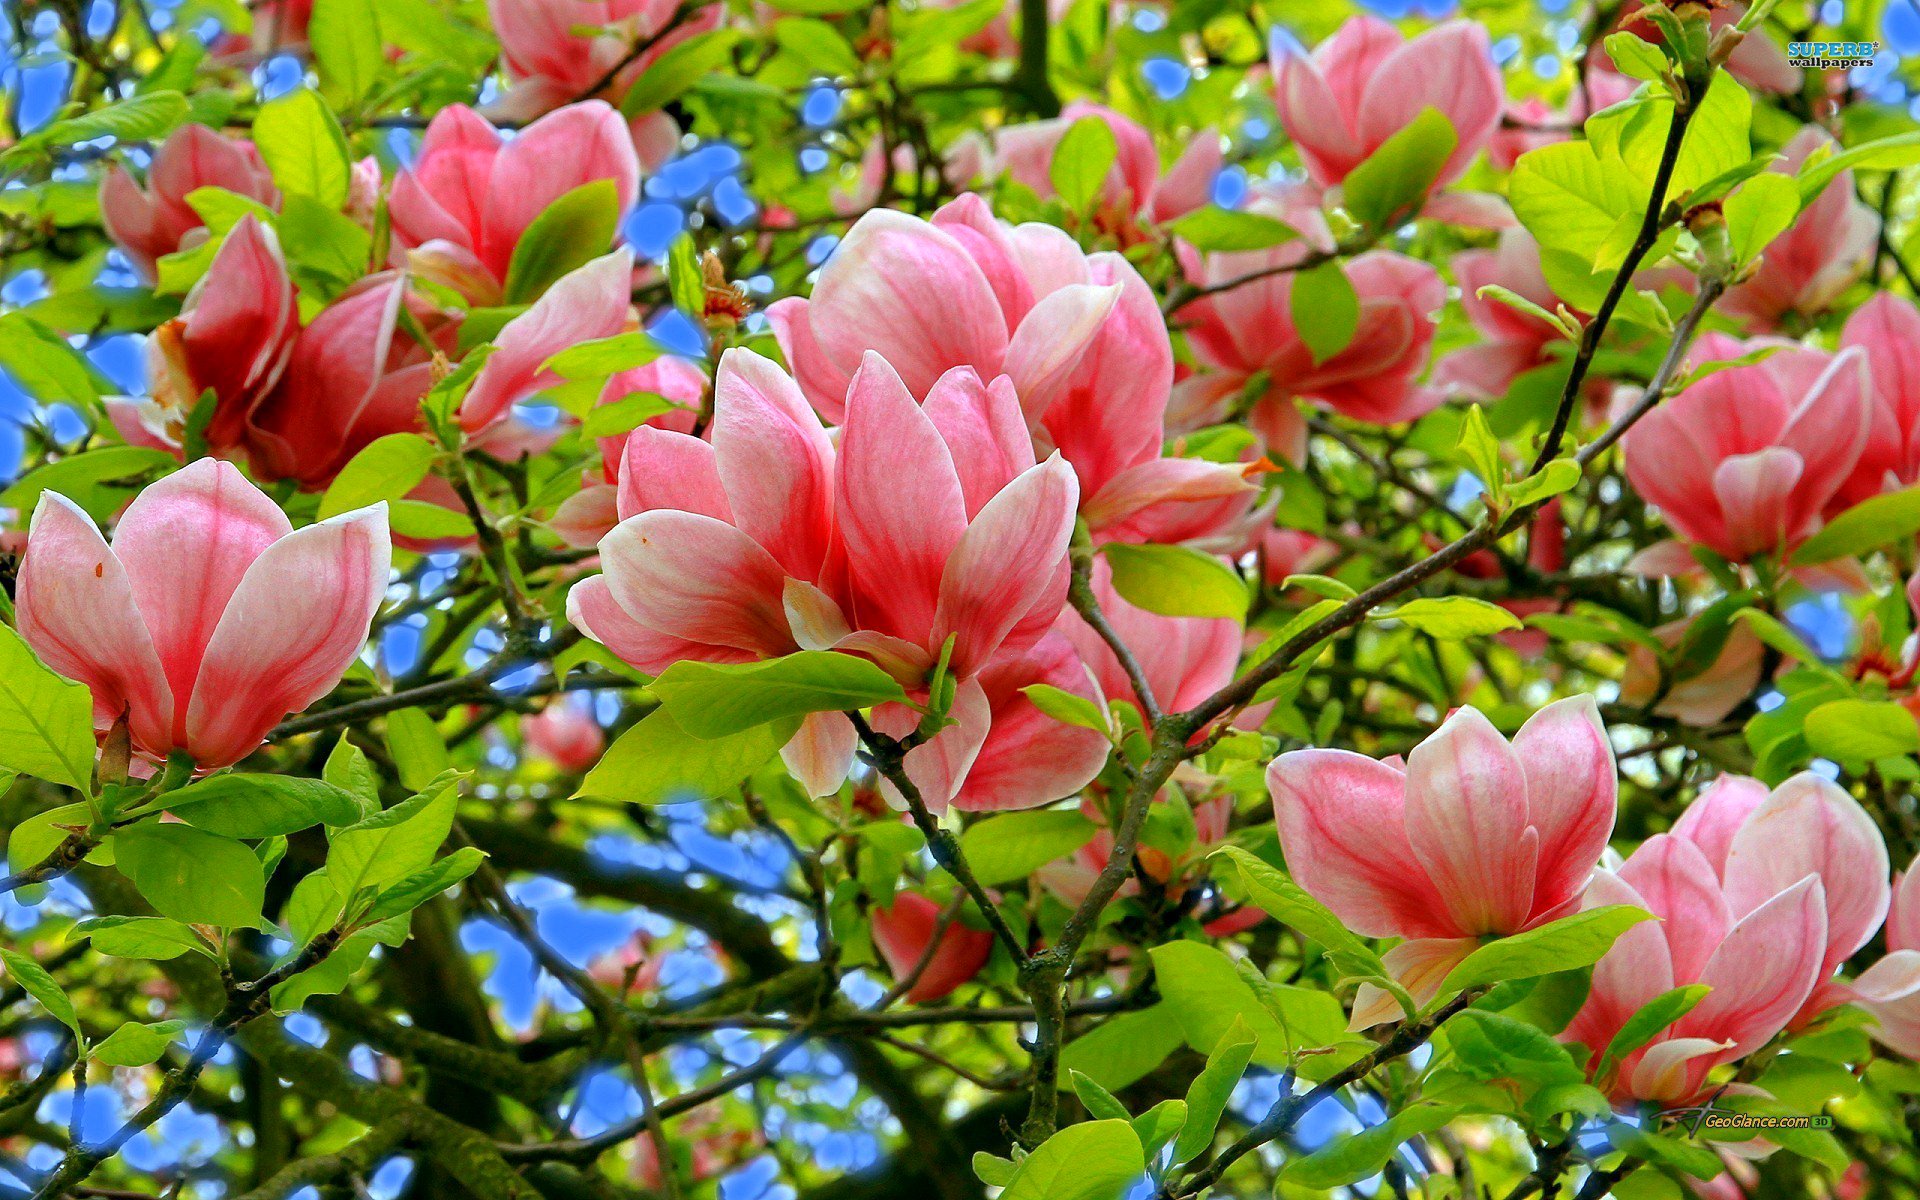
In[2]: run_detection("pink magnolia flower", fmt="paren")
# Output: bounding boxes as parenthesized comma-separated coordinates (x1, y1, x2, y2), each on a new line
(388, 102, 641, 305)
(550, 356, 709, 548)
(1832, 292, 1920, 512)
(1268, 698, 1617, 1028)
(1720, 129, 1879, 332)
(523, 698, 607, 773)
(1853, 855, 1920, 1059)
(1259, 527, 1337, 587)
(1623, 334, 1870, 565)
(122, 216, 634, 487)
(1271, 17, 1503, 194)
(587, 931, 665, 994)
(768, 196, 1255, 544)
(871, 892, 994, 1003)
(485, 0, 717, 162)
(991, 102, 1222, 239)
(1434, 229, 1568, 401)
(1672, 772, 1890, 1023)
(15, 460, 390, 770)
(567, 348, 1108, 811)
(1618, 616, 1767, 727)
(1561, 834, 1828, 1106)
(210, 0, 314, 60)
(1174, 189, 1446, 462)
(100, 124, 278, 283)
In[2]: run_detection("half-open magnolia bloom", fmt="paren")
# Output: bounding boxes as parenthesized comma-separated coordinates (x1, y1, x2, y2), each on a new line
(1434, 229, 1569, 401)
(1623, 334, 1870, 566)
(991, 102, 1222, 240)
(567, 348, 1108, 811)
(550, 356, 709, 548)
(1271, 17, 1502, 194)
(870, 892, 994, 1004)
(485, 0, 716, 161)
(1268, 698, 1617, 1028)
(1719, 128, 1879, 332)
(100, 124, 279, 283)
(388, 101, 640, 305)
(123, 216, 633, 486)
(1618, 616, 1767, 727)
(1853, 857, 1920, 1059)
(1174, 188, 1446, 462)
(768, 196, 1255, 544)
(15, 460, 390, 770)
(1561, 834, 1828, 1106)
(1832, 292, 1920, 512)
(1672, 772, 1890, 1023)
(522, 698, 607, 773)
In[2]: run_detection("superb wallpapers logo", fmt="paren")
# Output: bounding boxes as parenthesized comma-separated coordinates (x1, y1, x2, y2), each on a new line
(1788, 40, 1880, 68)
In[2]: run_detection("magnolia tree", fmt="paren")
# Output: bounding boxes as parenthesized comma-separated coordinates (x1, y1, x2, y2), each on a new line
(6, 0, 1920, 1196)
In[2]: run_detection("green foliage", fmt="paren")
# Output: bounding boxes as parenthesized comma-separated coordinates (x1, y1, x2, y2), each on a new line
(1101, 542, 1247, 620)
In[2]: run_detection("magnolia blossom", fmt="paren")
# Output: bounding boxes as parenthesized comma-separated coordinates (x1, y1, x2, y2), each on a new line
(568, 348, 1108, 811)
(1434, 229, 1568, 401)
(388, 102, 640, 304)
(1832, 292, 1920, 511)
(871, 892, 994, 1003)
(1618, 616, 1767, 727)
(769, 196, 1254, 544)
(1623, 335, 1870, 566)
(100, 124, 278, 283)
(1562, 836, 1827, 1106)
(991, 102, 1221, 238)
(1671, 772, 1889, 1022)
(122, 218, 633, 486)
(1268, 698, 1617, 1028)
(485, 0, 716, 162)
(1609, 2, 1800, 96)
(551, 357, 709, 548)
(1720, 128, 1879, 332)
(1854, 857, 1920, 1059)
(1259, 527, 1337, 587)
(15, 460, 390, 770)
(1271, 17, 1502, 194)
(1174, 187, 1445, 461)
(522, 698, 607, 773)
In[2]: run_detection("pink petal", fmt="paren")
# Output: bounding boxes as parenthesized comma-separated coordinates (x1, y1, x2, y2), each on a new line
(931, 455, 1079, 678)
(597, 510, 796, 659)
(1403, 707, 1538, 935)
(1349, 937, 1477, 1030)
(1511, 695, 1617, 920)
(889, 678, 991, 814)
(1617, 834, 1732, 984)
(566, 575, 754, 675)
(1712, 447, 1803, 559)
(950, 633, 1110, 812)
(550, 483, 619, 549)
(710, 348, 837, 580)
(921, 368, 1035, 518)
(15, 493, 176, 757)
(1000, 282, 1119, 421)
(781, 710, 858, 798)
(1671, 775, 1771, 878)
(1890, 856, 1920, 952)
(1678, 875, 1828, 1060)
(766, 296, 855, 422)
(461, 249, 634, 430)
(1148, 130, 1224, 224)
(184, 505, 391, 768)
(615, 426, 733, 524)
(1357, 21, 1504, 188)
(1627, 1037, 1733, 1105)
(483, 100, 639, 277)
(871, 891, 993, 1003)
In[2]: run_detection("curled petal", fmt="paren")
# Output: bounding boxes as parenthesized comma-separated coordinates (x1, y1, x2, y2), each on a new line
(598, 511, 796, 658)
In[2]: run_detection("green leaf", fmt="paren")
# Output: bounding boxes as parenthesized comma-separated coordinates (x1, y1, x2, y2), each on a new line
(501, 182, 621, 305)
(1174, 1016, 1255, 1164)
(652, 652, 906, 739)
(578, 706, 795, 804)
(972, 1152, 1018, 1188)
(93, 1020, 187, 1067)
(1213, 846, 1387, 978)
(1797, 130, 1920, 205)
(772, 18, 862, 77)
(1020, 683, 1110, 735)
(279, 194, 374, 295)
(667, 235, 705, 316)
(325, 780, 459, 901)
(1290, 261, 1359, 364)
(1343, 106, 1457, 229)
(384, 707, 451, 791)
(0, 312, 108, 411)
(1455, 402, 1504, 500)
(1511, 139, 1643, 265)
(1507, 459, 1582, 507)
(1605, 31, 1671, 81)
(74, 915, 212, 961)
(1597, 984, 1710, 1082)
(1059, 1004, 1186, 1092)
(960, 809, 1098, 886)
(1377, 596, 1522, 639)
(1169, 207, 1300, 252)
(160, 775, 366, 838)
(7, 802, 94, 877)
(310, 0, 385, 104)
(1804, 699, 1920, 764)
(544, 331, 662, 379)
(0, 445, 175, 523)
(0, 92, 189, 166)
(1101, 542, 1246, 620)
(1791, 485, 1920, 565)
(1069, 1070, 1131, 1122)
(1283, 1101, 1461, 1188)
(1149, 940, 1362, 1074)
(323, 738, 381, 811)
(998, 1120, 1144, 1200)
(1132, 1099, 1188, 1162)
(622, 29, 742, 115)
(253, 88, 352, 208)
(365, 847, 487, 922)
(115, 823, 267, 929)
(1442, 905, 1654, 992)
(1445, 1008, 1587, 1087)
(581, 392, 684, 440)
(0, 622, 99, 792)
(1050, 116, 1119, 212)
(0, 948, 82, 1042)
(1723, 172, 1800, 266)
(388, 499, 473, 542)
(318, 434, 438, 520)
